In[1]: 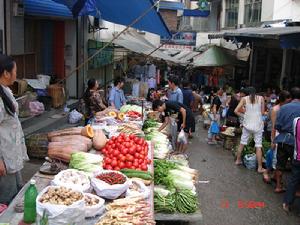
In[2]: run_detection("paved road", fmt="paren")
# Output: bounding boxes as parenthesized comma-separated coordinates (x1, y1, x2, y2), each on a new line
(188, 123, 300, 225)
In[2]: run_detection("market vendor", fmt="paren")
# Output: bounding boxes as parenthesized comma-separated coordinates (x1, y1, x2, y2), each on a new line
(83, 78, 107, 124)
(109, 77, 126, 110)
(152, 100, 195, 155)
(0, 54, 29, 204)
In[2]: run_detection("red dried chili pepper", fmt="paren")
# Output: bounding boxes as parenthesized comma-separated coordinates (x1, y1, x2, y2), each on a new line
(96, 172, 126, 185)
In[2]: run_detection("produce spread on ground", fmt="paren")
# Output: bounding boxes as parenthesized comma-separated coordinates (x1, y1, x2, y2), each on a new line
(29, 103, 200, 224)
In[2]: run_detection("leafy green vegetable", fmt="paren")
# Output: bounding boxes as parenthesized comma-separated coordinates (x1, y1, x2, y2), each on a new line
(154, 192, 176, 213)
(69, 152, 103, 173)
(154, 188, 198, 214)
(154, 160, 177, 188)
(174, 189, 198, 213)
(143, 119, 159, 130)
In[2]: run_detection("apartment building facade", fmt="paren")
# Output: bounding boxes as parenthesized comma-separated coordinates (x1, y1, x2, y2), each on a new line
(220, 0, 300, 89)
(221, 0, 300, 29)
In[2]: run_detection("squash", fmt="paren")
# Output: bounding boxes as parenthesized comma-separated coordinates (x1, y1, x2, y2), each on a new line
(108, 111, 117, 118)
(117, 112, 125, 120)
(48, 141, 89, 162)
(48, 127, 82, 140)
(51, 135, 93, 150)
(48, 141, 88, 152)
(48, 145, 81, 162)
(92, 129, 107, 150)
(81, 125, 94, 138)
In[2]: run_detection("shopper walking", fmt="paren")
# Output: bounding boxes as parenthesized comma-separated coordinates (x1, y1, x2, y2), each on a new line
(182, 80, 194, 109)
(234, 87, 265, 173)
(0, 54, 29, 204)
(168, 76, 183, 104)
(274, 87, 300, 193)
(262, 90, 291, 184)
(206, 87, 223, 145)
(152, 100, 195, 155)
(283, 116, 300, 212)
(109, 77, 126, 110)
(191, 84, 202, 113)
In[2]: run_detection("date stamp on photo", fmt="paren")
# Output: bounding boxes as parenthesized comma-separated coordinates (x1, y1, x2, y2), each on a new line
(220, 199, 266, 209)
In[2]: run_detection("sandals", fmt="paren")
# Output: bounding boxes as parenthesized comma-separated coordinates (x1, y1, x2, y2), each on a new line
(262, 174, 271, 184)
(257, 168, 266, 174)
(235, 161, 243, 166)
(282, 203, 290, 214)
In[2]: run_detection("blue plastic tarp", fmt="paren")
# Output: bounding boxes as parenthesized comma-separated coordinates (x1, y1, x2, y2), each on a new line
(156, 1, 184, 10)
(52, 0, 171, 37)
(183, 9, 210, 17)
(24, 0, 73, 18)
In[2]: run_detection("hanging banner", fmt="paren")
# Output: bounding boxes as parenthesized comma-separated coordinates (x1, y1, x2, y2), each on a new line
(161, 32, 197, 46)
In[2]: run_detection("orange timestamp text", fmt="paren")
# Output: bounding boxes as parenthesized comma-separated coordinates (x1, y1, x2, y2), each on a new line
(220, 199, 266, 209)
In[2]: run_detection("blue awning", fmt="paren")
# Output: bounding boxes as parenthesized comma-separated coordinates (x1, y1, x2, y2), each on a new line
(52, 0, 171, 37)
(157, 1, 184, 11)
(183, 9, 210, 17)
(24, 0, 73, 19)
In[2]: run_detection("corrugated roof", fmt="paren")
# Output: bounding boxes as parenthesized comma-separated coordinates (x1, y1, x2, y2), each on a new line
(113, 31, 180, 63)
(224, 27, 300, 39)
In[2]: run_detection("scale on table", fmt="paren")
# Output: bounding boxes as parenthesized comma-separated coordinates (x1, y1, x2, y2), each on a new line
(39, 157, 68, 175)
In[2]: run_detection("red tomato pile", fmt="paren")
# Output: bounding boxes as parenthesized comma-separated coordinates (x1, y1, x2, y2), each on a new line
(102, 133, 151, 171)
(126, 111, 141, 118)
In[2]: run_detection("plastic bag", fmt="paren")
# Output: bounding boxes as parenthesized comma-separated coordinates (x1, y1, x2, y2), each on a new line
(69, 109, 83, 124)
(177, 129, 187, 144)
(29, 101, 45, 116)
(170, 117, 178, 149)
(265, 148, 274, 170)
(36, 186, 85, 225)
(126, 179, 150, 199)
(243, 153, 257, 170)
(210, 121, 220, 134)
(91, 170, 130, 199)
(83, 193, 105, 218)
(51, 169, 91, 193)
(222, 107, 228, 118)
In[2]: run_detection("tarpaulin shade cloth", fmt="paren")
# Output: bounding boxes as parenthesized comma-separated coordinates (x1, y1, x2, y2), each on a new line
(193, 46, 238, 67)
(51, 0, 171, 37)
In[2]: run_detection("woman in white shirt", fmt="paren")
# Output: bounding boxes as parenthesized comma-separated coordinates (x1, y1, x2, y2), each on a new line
(234, 87, 265, 173)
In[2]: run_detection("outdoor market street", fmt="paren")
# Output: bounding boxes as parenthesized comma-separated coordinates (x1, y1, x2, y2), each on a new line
(188, 122, 300, 225)
(21, 121, 300, 225)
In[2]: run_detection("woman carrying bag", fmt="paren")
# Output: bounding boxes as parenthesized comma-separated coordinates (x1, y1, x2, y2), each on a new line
(234, 87, 265, 173)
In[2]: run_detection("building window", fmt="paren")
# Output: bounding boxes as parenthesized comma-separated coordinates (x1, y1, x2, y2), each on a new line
(225, 0, 239, 28)
(244, 0, 262, 25)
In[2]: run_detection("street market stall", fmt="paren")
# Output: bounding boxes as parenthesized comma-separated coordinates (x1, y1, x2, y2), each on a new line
(0, 101, 202, 224)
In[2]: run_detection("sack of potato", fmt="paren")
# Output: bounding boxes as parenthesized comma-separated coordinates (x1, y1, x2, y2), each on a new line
(36, 186, 85, 225)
